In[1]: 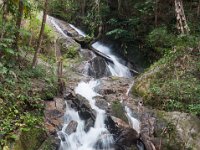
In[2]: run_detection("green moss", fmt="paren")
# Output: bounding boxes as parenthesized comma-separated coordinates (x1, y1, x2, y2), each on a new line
(111, 101, 128, 123)
(38, 136, 58, 150)
(5, 128, 47, 150)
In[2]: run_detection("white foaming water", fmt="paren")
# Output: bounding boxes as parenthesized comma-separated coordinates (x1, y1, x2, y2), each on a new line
(125, 106, 140, 134)
(92, 42, 132, 78)
(48, 16, 69, 38)
(69, 24, 87, 37)
(126, 81, 135, 96)
(59, 80, 114, 150)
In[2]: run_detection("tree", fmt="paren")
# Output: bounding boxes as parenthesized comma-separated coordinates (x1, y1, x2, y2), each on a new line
(197, 0, 200, 17)
(174, 0, 190, 34)
(13, 0, 24, 52)
(32, 0, 48, 68)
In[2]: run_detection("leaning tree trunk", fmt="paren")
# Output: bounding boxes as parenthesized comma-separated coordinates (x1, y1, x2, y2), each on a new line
(1, 0, 8, 40)
(174, 0, 190, 34)
(32, 0, 48, 68)
(80, 0, 86, 16)
(13, 0, 24, 52)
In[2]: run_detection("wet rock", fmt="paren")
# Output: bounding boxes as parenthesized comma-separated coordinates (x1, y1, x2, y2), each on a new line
(65, 120, 78, 135)
(95, 132, 114, 150)
(88, 56, 111, 78)
(57, 131, 66, 142)
(84, 118, 94, 132)
(116, 128, 139, 147)
(105, 116, 120, 138)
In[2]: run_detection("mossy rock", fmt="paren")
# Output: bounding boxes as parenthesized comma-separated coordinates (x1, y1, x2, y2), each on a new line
(5, 127, 47, 150)
(38, 136, 59, 150)
(111, 101, 128, 123)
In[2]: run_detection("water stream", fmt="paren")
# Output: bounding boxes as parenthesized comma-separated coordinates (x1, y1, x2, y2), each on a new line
(59, 80, 114, 150)
(50, 17, 141, 150)
(92, 42, 132, 78)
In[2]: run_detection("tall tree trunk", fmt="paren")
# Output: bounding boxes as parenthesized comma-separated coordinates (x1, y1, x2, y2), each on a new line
(154, 0, 159, 27)
(81, 0, 86, 16)
(174, 0, 190, 34)
(32, 0, 48, 68)
(118, 0, 121, 13)
(197, 0, 200, 17)
(13, 0, 24, 52)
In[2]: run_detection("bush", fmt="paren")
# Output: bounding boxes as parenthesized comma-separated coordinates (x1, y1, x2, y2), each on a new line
(147, 27, 176, 55)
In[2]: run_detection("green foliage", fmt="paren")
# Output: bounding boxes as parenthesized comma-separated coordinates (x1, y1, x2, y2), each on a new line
(111, 101, 128, 123)
(147, 27, 200, 57)
(48, 0, 79, 22)
(0, 63, 57, 146)
(136, 48, 200, 115)
(64, 45, 79, 58)
(106, 28, 132, 40)
(147, 27, 176, 55)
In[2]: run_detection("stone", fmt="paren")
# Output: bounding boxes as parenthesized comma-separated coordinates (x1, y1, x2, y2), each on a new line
(38, 136, 60, 150)
(94, 96, 109, 111)
(65, 120, 78, 135)
(44, 98, 65, 135)
(115, 127, 139, 147)
(88, 56, 111, 78)
(84, 118, 94, 132)
(79, 49, 96, 60)
(111, 116, 130, 128)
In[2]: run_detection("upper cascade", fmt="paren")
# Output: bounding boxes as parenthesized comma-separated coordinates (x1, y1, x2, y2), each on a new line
(92, 42, 132, 78)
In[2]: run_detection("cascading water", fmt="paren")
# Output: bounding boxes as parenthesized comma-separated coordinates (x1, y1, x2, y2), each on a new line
(50, 20, 141, 150)
(59, 80, 114, 150)
(92, 42, 132, 78)
(48, 16, 69, 38)
(69, 24, 87, 37)
(124, 106, 140, 134)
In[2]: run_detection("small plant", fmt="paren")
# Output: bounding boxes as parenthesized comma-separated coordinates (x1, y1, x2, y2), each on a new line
(111, 101, 128, 123)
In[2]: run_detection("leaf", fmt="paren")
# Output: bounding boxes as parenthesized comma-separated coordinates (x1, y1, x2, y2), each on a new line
(5, 48, 15, 55)
(0, 66, 8, 74)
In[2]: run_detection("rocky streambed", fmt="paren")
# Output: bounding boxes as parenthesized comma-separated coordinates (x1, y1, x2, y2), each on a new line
(42, 16, 200, 150)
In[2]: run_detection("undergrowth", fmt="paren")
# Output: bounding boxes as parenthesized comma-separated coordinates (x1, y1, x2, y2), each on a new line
(0, 63, 57, 146)
(134, 46, 200, 115)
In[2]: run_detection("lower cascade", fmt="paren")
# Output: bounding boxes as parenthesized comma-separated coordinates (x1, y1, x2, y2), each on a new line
(59, 80, 114, 150)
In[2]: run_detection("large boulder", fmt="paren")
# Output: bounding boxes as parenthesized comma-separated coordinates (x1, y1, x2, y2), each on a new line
(88, 56, 111, 78)
(115, 127, 139, 148)
(157, 111, 200, 150)
(94, 96, 109, 111)
(44, 97, 65, 135)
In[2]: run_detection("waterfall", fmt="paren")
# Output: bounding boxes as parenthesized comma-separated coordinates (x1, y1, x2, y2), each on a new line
(92, 42, 132, 78)
(50, 20, 141, 150)
(59, 80, 114, 150)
